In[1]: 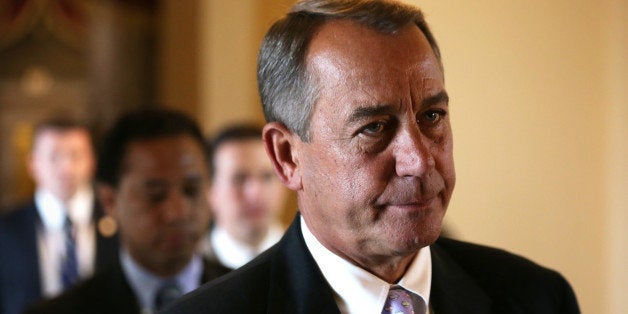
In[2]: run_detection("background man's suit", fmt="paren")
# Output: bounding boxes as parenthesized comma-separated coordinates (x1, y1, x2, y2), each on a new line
(0, 201, 119, 314)
(24, 257, 230, 314)
(166, 214, 580, 313)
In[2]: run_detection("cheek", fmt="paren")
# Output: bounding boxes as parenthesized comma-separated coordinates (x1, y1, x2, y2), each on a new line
(212, 192, 241, 218)
(211, 184, 234, 203)
(118, 211, 155, 247)
(437, 140, 455, 184)
(117, 198, 157, 234)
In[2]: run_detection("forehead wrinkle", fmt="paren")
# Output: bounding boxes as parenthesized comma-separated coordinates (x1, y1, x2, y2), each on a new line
(407, 63, 445, 110)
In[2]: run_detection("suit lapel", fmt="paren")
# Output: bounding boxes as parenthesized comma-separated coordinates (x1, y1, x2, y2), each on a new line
(267, 214, 341, 314)
(430, 241, 492, 313)
(0, 203, 43, 314)
(98, 261, 141, 313)
(200, 258, 231, 283)
(262, 215, 493, 314)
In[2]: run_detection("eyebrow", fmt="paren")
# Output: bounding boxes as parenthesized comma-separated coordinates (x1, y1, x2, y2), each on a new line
(347, 90, 449, 124)
(421, 90, 449, 108)
(347, 104, 396, 124)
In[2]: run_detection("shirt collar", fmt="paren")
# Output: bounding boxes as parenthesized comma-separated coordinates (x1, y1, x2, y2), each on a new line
(120, 249, 203, 312)
(301, 216, 431, 314)
(35, 186, 94, 230)
(211, 222, 284, 269)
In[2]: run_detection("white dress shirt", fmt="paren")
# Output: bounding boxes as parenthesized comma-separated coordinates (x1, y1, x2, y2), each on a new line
(35, 187, 96, 297)
(209, 222, 284, 269)
(301, 216, 432, 314)
(120, 249, 203, 314)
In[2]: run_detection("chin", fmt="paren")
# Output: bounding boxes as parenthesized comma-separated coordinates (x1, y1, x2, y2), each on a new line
(397, 223, 442, 251)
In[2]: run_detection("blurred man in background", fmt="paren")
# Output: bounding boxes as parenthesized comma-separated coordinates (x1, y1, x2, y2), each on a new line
(0, 118, 118, 314)
(27, 109, 230, 314)
(200, 124, 289, 270)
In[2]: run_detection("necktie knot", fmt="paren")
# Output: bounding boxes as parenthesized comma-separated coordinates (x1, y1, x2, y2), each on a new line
(382, 286, 426, 314)
(154, 281, 182, 311)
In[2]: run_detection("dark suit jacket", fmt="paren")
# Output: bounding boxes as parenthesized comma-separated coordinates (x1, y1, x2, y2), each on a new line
(0, 200, 119, 314)
(24, 257, 231, 314)
(165, 214, 580, 314)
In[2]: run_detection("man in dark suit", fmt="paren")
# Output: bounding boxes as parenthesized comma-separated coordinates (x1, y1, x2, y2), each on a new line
(200, 124, 289, 270)
(27, 109, 230, 314)
(167, 0, 581, 313)
(0, 118, 118, 314)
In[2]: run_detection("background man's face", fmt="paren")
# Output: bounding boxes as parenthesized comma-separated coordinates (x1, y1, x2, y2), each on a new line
(29, 128, 95, 201)
(210, 139, 287, 242)
(296, 21, 455, 263)
(101, 135, 211, 276)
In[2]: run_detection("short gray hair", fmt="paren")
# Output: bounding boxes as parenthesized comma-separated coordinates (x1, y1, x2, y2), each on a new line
(257, 0, 442, 141)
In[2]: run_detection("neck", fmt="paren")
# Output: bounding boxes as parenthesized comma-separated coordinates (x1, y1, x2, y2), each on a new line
(348, 250, 417, 283)
(127, 246, 191, 278)
(227, 224, 272, 248)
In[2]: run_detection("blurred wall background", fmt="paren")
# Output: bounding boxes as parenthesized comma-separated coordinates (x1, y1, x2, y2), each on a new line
(1, 0, 625, 313)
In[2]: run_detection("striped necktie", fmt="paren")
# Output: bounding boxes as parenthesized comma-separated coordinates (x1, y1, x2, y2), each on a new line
(382, 285, 427, 314)
(61, 216, 79, 289)
(154, 281, 183, 311)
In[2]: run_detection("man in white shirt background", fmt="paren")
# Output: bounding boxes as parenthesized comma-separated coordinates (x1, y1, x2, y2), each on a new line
(0, 117, 118, 314)
(201, 124, 289, 270)
(26, 108, 231, 314)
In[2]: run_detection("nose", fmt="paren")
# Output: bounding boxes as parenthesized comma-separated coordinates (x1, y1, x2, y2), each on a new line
(163, 190, 190, 222)
(394, 125, 435, 178)
(243, 177, 264, 204)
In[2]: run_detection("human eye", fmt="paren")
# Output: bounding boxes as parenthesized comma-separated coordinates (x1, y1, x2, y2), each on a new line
(144, 181, 169, 203)
(182, 180, 202, 198)
(261, 171, 275, 183)
(353, 118, 396, 154)
(231, 173, 247, 186)
(419, 109, 447, 125)
(359, 120, 388, 136)
(146, 188, 168, 203)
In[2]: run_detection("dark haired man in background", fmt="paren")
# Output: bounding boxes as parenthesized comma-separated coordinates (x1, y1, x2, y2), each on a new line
(200, 123, 289, 271)
(27, 109, 229, 314)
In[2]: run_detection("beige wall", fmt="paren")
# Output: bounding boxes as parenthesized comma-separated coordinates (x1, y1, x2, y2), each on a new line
(163, 0, 627, 313)
(606, 0, 628, 313)
(197, 0, 294, 135)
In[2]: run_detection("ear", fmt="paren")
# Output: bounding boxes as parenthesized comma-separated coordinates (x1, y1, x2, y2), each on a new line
(263, 122, 303, 191)
(97, 184, 118, 218)
(95, 184, 120, 238)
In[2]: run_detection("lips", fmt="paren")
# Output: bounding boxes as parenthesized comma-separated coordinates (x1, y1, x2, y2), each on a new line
(386, 196, 437, 211)
(375, 174, 446, 210)
(161, 227, 198, 248)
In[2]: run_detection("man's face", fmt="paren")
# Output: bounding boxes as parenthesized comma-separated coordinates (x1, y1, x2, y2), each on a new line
(29, 128, 95, 201)
(100, 135, 211, 276)
(294, 21, 455, 265)
(210, 139, 287, 242)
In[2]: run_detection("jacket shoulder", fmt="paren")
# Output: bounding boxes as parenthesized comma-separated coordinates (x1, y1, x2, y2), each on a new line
(433, 237, 580, 313)
(434, 237, 561, 278)
(166, 249, 275, 313)
(25, 264, 138, 314)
